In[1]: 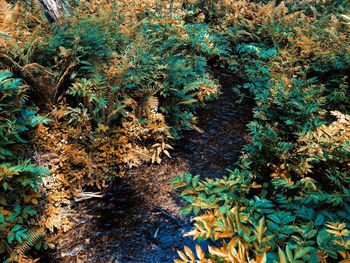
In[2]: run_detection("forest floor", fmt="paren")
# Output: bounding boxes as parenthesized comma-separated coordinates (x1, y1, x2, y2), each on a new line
(40, 72, 252, 263)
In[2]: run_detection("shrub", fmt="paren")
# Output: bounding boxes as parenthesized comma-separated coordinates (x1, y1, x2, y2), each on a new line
(174, 1, 350, 262)
(37, 10, 125, 70)
(131, 19, 223, 137)
(0, 71, 49, 262)
(31, 16, 222, 234)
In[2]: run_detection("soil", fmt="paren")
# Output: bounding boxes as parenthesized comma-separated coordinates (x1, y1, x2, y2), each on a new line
(39, 72, 252, 263)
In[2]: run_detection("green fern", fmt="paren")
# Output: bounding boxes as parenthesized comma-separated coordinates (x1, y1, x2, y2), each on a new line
(10, 227, 45, 261)
(0, 71, 49, 262)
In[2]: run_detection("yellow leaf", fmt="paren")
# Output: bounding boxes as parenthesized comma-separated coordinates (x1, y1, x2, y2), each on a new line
(151, 143, 161, 148)
(151, 151, 157, 163)
(166, 144, 174, 150)
(47, 242, 56, 249)
(59, 46, 68, 57)
(184, 246, 195, 261)
(178, 99, 198, 105)
(156, 155, 162, 164)
(196, 245, 205, 260)
(163, 149, 171, 158)
(208, 246, 227, 258)
(177, 250, 188, 261)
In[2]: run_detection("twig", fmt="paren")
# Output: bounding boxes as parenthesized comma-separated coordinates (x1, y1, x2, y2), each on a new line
(74, 192, 105, 202)
(29, 14, 45, 26)
(53, 62, 76, 99)
(22, 63, 55, 76)
(0, 53, 22, 71)
(24, 37, 43, 64)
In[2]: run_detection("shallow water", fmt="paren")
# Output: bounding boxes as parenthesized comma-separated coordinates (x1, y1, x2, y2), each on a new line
(40, 72, 252, 263)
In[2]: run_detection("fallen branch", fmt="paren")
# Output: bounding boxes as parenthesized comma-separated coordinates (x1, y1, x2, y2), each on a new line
(74, 192, 105, 202)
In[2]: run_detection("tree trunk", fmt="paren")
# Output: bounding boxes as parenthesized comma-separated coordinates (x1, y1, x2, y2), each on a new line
(39, 0, 70, 23)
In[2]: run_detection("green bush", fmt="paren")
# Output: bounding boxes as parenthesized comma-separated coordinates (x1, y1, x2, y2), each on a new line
(65, 18, 223, 138)
(36, 11, 125, 70)
(0, 71, 49, 262)
(124, 20, 224, 138)
(174, 1, 350, 262)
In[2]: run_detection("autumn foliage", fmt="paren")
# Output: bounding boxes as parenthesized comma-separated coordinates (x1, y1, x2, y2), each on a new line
(1, 0, 350, 262)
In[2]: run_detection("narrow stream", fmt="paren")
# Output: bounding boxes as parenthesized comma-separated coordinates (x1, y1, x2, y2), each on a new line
(40, 72, 252, 263)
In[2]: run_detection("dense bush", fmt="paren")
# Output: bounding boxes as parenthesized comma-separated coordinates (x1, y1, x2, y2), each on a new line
(0, 71, 49, 262)
(22, 4, 224, 241)
(33, 17, 222, 199)
(41, 12, 125, 66)
(174, 1, 350, 262)
(125, 19, 223, 137)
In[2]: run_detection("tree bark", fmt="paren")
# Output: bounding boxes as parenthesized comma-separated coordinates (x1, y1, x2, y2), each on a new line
(38, 0, 70, 23)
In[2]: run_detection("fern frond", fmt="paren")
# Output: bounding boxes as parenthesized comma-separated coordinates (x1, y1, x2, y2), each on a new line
(10, 227, 45, 260)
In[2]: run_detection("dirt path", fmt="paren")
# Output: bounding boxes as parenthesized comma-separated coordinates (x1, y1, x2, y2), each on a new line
(40, 72, 252, 263)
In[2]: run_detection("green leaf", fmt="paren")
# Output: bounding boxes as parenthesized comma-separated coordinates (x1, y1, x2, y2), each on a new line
(11, 224, 22, 232)
(268, 214, 281, 224)
(192, 175, 200, 188)
(8, 232, 15, 244)
(15, 230, 28, 243)
(180, 205, 193, 216)
(315, 214, 324, 226)
(294, 247, 312, 260)
(286, 245, 293, 262)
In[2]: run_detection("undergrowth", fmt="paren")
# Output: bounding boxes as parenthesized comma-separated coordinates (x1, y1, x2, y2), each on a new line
(173, 1, 350, 262)
(1, 0, 220, 261)
(1, 0, 350, 262)
(0, 71, 49, 262)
